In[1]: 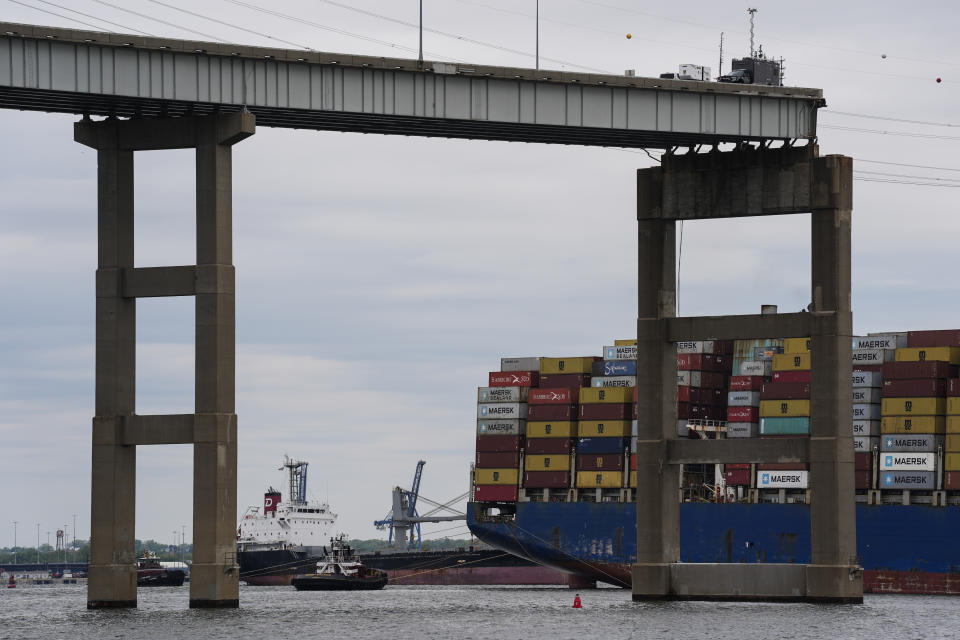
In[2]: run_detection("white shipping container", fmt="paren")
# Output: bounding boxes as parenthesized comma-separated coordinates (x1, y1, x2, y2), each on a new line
(852, 371, 882, 388)
(880, 452, 936, 472)
(727, 391, 761, 407)
(853, 436, 879, 452)
(757, 469, 809, 489)
(853, 403, 881, 420)
(740, 360, 773, 376)
(477, 386, 529, 403)
(477, 419, 525, 436)
(676, 340, 714, 354)
(631, 420, 638, 438)
(477, 402, 528, 420)
(852, 348, 894, 364)
(500, 357, 540, 372)
(855, 334, 907, 350)
(591, 376, 637, 388)
(726, 422, 758, 438)
(676, 371, 703, 386)
(852, 420, 880, 436)
(604, 345, 637, 360)
(851, 388, 881, 404)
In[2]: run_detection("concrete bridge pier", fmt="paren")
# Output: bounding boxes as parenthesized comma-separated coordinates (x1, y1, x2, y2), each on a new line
(76, 112, 255, 609)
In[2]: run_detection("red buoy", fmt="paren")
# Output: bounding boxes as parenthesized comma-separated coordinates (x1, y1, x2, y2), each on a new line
(573, 594, 582, 608)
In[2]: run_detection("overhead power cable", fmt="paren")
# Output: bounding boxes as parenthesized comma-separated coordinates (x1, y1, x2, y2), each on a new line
(311, 0, 612, 73)
(853, 158, 960, 173)
(7, 0, 114, 32)
(28, 0, 155, 35)
(821, 124, 960, 141)
(854, 170, 960, 183)
(823, 110, 960, 129)
(143, 0, 311, 50)
(222, 0, 456, 60)
(853, 176, 960, 188)
(89, 0, 229, 42)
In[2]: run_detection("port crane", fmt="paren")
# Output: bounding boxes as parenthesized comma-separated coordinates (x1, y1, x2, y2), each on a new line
(374, 460, 468, 549)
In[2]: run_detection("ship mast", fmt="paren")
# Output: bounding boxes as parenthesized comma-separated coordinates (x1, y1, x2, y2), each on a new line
(280, 455, 309, 505)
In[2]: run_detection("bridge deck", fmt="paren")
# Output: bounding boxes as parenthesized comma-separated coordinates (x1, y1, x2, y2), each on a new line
(0, 22, 821, 148)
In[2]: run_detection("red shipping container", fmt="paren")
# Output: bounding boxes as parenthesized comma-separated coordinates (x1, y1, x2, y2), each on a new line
(772, 370, 812, 383)
(474, 485, 518, 502)
(729, 376, 766, 391)
(523, 471, 570, 489)
(489, 370, 539, 387)
(528, 388, 577, 404)
(948, 379, 960, 397)
(677, 386, 723, 403)
(882, 361, 958, 380)
(854, 470, 872, 490)
(883, 378, 948, 397)
(538, 373, 591, 390)
(907, 330, 960, 348)
(760, 381, 811, 400)
(476, 435, 522, 453)
(677, 354, 731, 372)
(758, 463, 810, 470)
(726, 463, 751, 470)
(630, 453, 636, 470)
(945, 472, 960, 491)
(854, 452, 872, 471)
(525, 438, 573, 455)
(727, 406, 759, 422)
(527, 404, 578, 420)
(475, 451, 520, 468)
(725, 469, 751, 486)
(633, 403, 638, 420)
(580, 403, 632, 420)
(576, 453, 624, 471)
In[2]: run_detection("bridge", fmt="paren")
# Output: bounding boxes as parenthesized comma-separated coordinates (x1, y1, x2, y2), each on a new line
(0, 21, 858, 608)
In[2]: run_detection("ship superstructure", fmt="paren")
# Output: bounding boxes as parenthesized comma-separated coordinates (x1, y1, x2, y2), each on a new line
(238, 456, 337, 554)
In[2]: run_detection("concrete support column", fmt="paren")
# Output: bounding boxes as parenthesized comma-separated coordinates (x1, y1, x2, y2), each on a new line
(87, 143, 138, 608)
(190, 127, 239, 608)
(808, 204, 861, 601)
(632, 215, 679, 599)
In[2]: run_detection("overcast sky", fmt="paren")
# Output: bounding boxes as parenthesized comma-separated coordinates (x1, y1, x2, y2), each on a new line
(2, 1, 959, 548)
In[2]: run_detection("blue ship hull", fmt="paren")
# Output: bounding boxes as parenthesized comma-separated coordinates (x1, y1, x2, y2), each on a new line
(467, 502, 960, 594)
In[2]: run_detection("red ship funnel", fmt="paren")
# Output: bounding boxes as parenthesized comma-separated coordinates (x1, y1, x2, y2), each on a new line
(264, 491, 281, 515)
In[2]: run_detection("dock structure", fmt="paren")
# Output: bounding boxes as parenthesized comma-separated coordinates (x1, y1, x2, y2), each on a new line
(633, 146, 862, 602)
(0, 20, 858, 605)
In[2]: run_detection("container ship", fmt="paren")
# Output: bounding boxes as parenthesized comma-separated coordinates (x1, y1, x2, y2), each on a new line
(467, 327, 960, 595)
(237, 457, 564, 586)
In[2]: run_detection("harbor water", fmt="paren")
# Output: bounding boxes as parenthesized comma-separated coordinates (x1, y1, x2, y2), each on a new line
(3, 584, 960, 639)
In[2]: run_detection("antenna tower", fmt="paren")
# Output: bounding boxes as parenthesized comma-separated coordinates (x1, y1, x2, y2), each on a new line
(719, 32, 724, 75)
(748, 8, 757, 57)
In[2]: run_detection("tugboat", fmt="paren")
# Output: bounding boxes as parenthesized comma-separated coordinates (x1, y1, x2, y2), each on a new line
(292, 535, 388, 591)
(137, 551, 186, 587)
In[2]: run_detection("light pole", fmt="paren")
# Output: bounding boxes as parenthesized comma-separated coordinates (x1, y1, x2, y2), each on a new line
(36, 523, 40, 564)
(11, 521, 16, 564)
(535, 0, 539, 70)
(417, 0, 423, 69)
(71, 514, 77, 562)
(46, 532, 50, 564)
(181, 525, 186, 564)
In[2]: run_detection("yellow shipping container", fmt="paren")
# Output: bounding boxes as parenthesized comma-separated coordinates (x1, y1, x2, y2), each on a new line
(948, 397, 960, 415)
(759, 399, 811, 418)
(772, 352, 811, 371)
(880, 416, 946, 434)
(881, 397, 946, 416)
(615, 339, 637, 346)
(629, 470, 637, 487)
(948, 416, 960, 434)
(526, 421, 577, 438)
(783, 337, 811, 354)
(524, 455, 571, 472)
(576, 471, 623, 488)
(946, 434, 960, 451)
(895, 347, 960, 364)
(579, 420, 631, 438)
(579, 387, 633, 404)
(945, 453, 960, 471)
(474, 468, 518, 485)
(540, 357, 595, 374)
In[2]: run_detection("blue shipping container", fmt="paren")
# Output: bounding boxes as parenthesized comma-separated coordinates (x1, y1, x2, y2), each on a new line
(760, 417, 810, 435)
(577, 437, 627, 455)
(602, 360, 637, 376)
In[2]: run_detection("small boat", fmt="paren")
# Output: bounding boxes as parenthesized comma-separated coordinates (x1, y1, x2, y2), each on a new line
(6, 575, 14, 589)
(137, 552, 186, 587)
(292, 535, 387, 591)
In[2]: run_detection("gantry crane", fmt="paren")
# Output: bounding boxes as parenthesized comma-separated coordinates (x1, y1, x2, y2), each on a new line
(374, 460, 468, 549)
